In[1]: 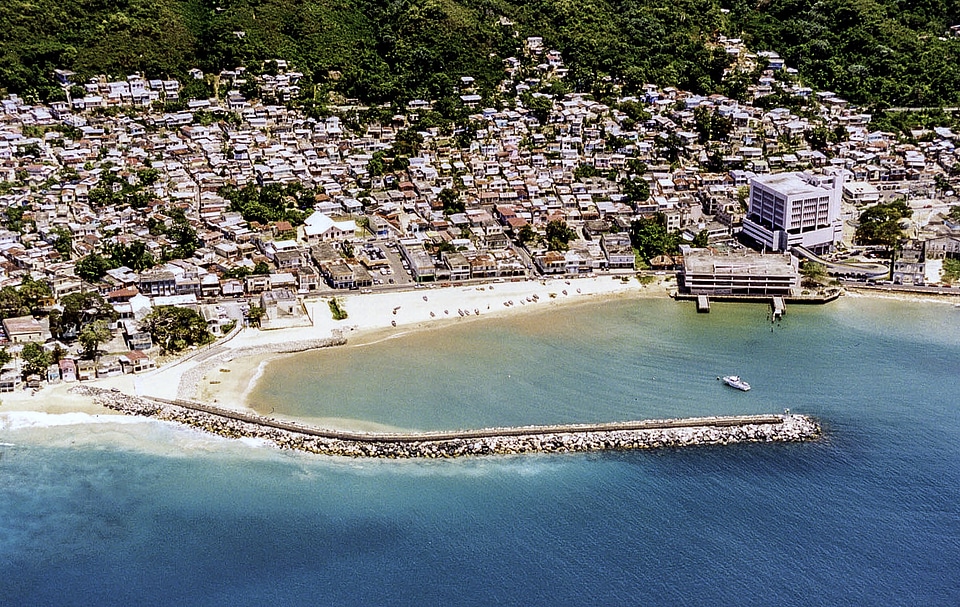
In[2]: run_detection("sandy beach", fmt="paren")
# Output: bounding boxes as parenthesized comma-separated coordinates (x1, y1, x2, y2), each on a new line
(0, 275, 667, 417)
(174, 274, 669, 410)
(5, 274, 956, 419)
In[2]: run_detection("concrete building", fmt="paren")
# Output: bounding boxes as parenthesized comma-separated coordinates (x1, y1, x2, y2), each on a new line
(2, 316, 44, 343)
(679, 248, 800, 296)
(741, 172, 842, 254)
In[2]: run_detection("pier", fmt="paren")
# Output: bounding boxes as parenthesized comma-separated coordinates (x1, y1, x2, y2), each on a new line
(674, 290, 841, 307)
(75, 387, 822, 459)
(696, 295, 711, 313)
(772, 296, 785, 319)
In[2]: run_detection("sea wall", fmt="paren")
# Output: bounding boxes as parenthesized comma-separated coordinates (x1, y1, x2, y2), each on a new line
(74, 387, 821, 458)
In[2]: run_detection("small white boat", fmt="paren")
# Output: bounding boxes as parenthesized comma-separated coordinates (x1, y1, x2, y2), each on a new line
(719, 375, 751, 391)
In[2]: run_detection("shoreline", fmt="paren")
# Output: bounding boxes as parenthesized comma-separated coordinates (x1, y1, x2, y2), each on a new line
(173, 275, 667, 411)
(2, 277, 955, 424)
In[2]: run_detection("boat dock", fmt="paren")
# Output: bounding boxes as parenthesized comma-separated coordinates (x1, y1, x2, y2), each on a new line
(696, 295, 710, 313)
(674, 290, 841, 308)
(772, 296, 785, 318)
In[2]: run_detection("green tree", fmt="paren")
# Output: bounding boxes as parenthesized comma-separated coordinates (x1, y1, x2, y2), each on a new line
(0, 286, 25, 319)
(438, 188, 464, 214)
(691, 230, 709, 248)
(621, 177, 650, 204)
(78, 320, 113, 359)
(355, 216, 372, 237)
(328, 297, 348, 320)
(75, 253, 116, 283)
(942, 258, 960, 285)
(801, 261, 829, 287)
(20, 342, 51, 377)
(246, 304, 265, 328)
(105, 240, 156, 272)
(626, 158, 647, 177)
(574, 163, 600, 181)
(855, 199, 912, 279)
(54, 291, 117, 341)
(630, 214, 680, 262)
(392, 128, 423, 157)
(368, 151, 387, 177)
(162, 217, 199, 261)
(855, 200, 911, 247)
(137, 167, 161, 187)
(516, 224, 537, 246)
(522, 93, 554, 125)
(18, 276, 52, 315)
(545, 220, 576, 252)
(220, 183, 308, 227)
(50, 227, 73, 259)
(0, 348, 11, 369)
(222, 266, 252, 280)
(140, 306, 213, 354)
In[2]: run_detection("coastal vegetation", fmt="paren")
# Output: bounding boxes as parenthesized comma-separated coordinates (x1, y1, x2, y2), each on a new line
(328, 297, 348, 321)
(77, 320, 114, 359)
(544, 220, 576, 252)
(800, 261, 829, 288)
(245, 304, 265, 327)
(0, 277, 53, 319)
(854, 199, 911, 248)
(1, 0, 958, 109)
(629, 213, 680, 263)
(20, 342, 52, 376)
(139, 306, 213, 354)
(942, 258, 960, 284)
(48, 292, 117, 342)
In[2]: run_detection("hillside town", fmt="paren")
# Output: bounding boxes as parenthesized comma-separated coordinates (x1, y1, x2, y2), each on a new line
(0, 34, 959, 390)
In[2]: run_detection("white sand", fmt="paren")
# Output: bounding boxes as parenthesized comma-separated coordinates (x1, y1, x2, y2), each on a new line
(2, 275, 954, 418)
(133, 275, 670, 405)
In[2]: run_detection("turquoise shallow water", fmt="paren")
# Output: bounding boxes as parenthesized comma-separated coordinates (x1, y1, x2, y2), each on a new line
(2, 296, 960, 605)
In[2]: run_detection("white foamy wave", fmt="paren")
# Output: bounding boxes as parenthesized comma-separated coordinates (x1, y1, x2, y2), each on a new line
(236, 436, 275, 449)
(0, 411, 149, 431)
(246, 360, 270, 391)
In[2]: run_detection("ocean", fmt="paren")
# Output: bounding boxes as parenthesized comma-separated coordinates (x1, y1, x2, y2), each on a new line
(2, 296, 959, 606)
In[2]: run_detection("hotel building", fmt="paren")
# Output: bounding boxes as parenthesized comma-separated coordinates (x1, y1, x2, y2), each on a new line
(741, 172, 843, 254)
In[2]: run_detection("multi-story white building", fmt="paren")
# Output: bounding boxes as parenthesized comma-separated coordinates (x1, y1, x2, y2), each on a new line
(741, 172, 843, 254)
(679, 247, 800, 296)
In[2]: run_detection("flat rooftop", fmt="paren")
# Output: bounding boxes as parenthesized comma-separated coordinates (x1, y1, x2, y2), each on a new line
(753, 172, 826, 197)
(683, 249, 797, 276)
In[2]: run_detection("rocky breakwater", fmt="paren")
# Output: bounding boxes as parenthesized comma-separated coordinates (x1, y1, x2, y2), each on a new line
(73, 387, 822, 458)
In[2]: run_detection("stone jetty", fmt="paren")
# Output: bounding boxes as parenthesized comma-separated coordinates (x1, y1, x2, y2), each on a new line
(74, 387, 821, 459)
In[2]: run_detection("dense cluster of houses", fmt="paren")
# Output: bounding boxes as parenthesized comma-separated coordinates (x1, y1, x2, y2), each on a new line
(0, 33, 958, 387)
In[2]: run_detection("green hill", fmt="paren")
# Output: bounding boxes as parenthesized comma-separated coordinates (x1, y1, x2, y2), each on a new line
(1, 0, 958, 108)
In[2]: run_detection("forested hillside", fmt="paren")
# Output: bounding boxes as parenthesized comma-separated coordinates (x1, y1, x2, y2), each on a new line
(2, 0, 958, 108)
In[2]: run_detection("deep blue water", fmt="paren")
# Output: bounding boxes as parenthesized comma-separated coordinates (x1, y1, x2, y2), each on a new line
(2, 297, 959, 606)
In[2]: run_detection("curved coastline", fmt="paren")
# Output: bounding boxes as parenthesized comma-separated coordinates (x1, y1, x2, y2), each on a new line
(73, 387, 822, 459)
